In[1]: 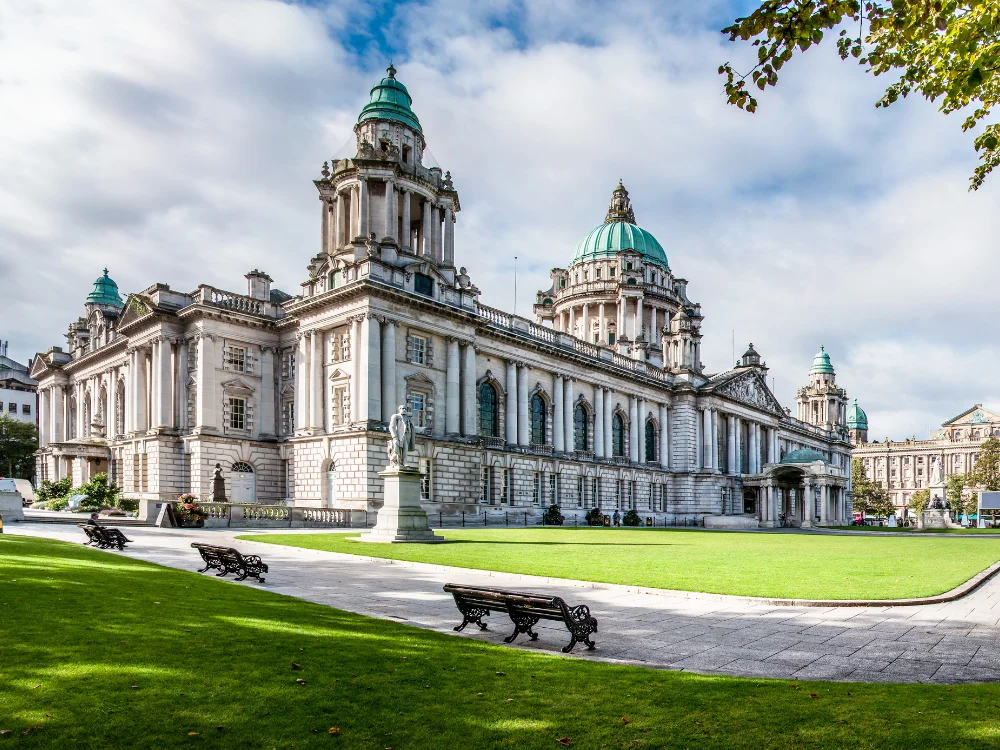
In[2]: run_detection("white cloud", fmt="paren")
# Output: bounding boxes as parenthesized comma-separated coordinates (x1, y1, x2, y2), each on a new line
(1, 0, 994, 439)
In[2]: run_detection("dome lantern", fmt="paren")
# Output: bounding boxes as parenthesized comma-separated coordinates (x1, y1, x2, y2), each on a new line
(85, 268, 124, 309)
(570, 182, 669, 268)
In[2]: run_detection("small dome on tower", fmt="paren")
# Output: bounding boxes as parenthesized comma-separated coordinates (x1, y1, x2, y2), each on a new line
(809, 346, 835, 374)
(357, 63, 422, 133)
(571, 181, 669, 268)
(780, 448, 827, 464)
(741, 343, 761, 367)
(85, 268, 124, 308)
(847, 399, 868, 430)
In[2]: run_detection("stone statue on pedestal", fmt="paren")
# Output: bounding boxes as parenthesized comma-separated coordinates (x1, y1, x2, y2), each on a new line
(212, 463, 227, 501)
(387, 405, 416, 468)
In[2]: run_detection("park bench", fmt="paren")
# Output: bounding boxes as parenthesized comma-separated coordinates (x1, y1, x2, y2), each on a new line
(77, 525, 133, 550)
(191, 543, 268, 583)
(443, 583, 598, 653)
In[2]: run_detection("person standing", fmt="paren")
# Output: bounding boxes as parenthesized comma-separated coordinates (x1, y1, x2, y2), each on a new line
(612, 509, 620, 527)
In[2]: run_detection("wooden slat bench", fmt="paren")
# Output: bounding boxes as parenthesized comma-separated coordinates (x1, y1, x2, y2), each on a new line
(443, 583, 598, 653)
(191, 543, 268, 583)
(78, 525, 133, 550)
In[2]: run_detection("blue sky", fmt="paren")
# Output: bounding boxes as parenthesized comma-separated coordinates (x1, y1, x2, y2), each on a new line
(1, 0, 996, 439)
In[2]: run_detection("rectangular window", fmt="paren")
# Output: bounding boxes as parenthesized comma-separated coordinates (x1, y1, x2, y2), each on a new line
(501, 468, 511, 505)
(593, 477, 600, 508)
(595, 268, 601, 279)
(629, 481, 636, 510)
(7, 402, 14, 412)
(420, 458, 432, 502)
(550, 474, 558, 505)
(224, 345, 247, 373)
(616, 479, 624, 509)
(608, 332, 616, 346)
(533, 472, 542, 505)
(341, 335, 350, 362)
(410, 335, 427, 365)
(332, 387, 347, 426)
(577, 476, 584, 508)
(282, 400, 294, 434)
(414, 273, 434, 297)
(409, 392, 426, 428)
(480, 467, 492, 504)
(228, 397, 246, 431)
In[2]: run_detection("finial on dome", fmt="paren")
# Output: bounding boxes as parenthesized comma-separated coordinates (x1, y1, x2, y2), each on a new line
(102, 267, 108, 276)
(605, 180, 636, 224)
(386, 61, 396, 79)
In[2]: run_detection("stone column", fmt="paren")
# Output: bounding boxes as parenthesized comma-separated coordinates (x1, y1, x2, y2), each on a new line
(358, 178, 369, 238)
(435, 205, 444, 262)
(605, 392, 614, 459)
(295, 333, 309, 431)
(702, 409, 713, 471)
(553, 375, 564, 451)
(135, 346, 149, 433)
(259, 346, 275, 437)
(628, 395, 638, 463)
(766, 426, 775, 465)
(155, 337, 172, 429)
(350, 318, 362, 423)
(445, 338, 460, 434)
(659, 404, 669, 467)
(384, 179, 396, 241)
(421, 199, 431, 257)
(505, 361, 517, 445)
(381, 321, 397, 422)
(728, 415, 737, 475)
(517, 365, 529, 446)
(636, 297, 644, 339)
(581, 303, 590, 342)
(320, 196, 330, 255)
(568, 306, 576, 338)
(310, 330, 324, 430)
(594, 387, 605, 457)
(563, 378, 574, 450)
(336, 189, 346, 249)
(176, 339, 189, 431)
(638, 398, 647, 464)
(651, 308, 658, 346)
(400, 188, 411, 251)
(599, 302, 607, 344)
(710, 410, 719, 470)
(461, 343, 477, 436)
(38, 389, 49, 448)
(361, 315, 381, 423)
(802, 478, 814, 526)
(50, 385, 64, 444)
(443, 206, 454, 266)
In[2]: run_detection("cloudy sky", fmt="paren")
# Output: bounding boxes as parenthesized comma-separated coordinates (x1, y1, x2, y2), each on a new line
(2, 0, 996, 439)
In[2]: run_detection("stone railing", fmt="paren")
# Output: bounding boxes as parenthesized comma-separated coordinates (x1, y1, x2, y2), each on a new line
(193, 285, 283, 319)
(168, 502, 365, 528)
(475, 302, 671, 385)
(243, 504, 290, 521)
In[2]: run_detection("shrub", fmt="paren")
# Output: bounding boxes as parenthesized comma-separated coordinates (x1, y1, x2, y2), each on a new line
(542, 504, 564, 525)
(623, 509, 642, 527)
(584, 507, 603, 526)
(115, 498, 139, 514)
(47, 496, 69, 511)
(29, 500, 49, 510)
(36, 477, 72, 503)
(75, 473, 122, 512)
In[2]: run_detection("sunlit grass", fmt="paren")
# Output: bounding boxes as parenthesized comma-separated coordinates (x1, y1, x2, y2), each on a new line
(241, 527, 1000, 600)
(4, 534, 1000, 748)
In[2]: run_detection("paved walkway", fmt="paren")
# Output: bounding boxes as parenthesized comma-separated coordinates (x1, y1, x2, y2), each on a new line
(10, 523, 1000, 684)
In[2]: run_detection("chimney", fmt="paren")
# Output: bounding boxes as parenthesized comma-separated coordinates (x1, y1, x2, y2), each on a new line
(245, 269, 272, 301)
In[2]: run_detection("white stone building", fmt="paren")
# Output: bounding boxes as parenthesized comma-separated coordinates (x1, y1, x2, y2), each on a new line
(0, 342, 37, 426)
(852, 404, 1000, 518)
(31, 65, 851, 526)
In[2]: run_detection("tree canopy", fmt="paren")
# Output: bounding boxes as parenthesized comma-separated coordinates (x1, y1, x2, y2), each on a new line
(852, 458, 894, 517)
(721, 1, 1000, 190)
(0, 415, 37, 480)
(909, 487, 931, 515)
(967, 436, 1000, 490)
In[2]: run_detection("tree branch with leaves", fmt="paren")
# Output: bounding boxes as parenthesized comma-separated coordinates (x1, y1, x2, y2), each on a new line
(721, 1, 1000, 190)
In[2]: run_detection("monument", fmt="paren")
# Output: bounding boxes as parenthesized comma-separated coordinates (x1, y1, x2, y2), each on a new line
(919, 459, 962, 529)
(359, 405, 444, 543)
(212, 464, 227, 501)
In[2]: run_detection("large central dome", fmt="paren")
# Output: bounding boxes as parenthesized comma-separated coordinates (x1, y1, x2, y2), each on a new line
(570, 181, 668, 268)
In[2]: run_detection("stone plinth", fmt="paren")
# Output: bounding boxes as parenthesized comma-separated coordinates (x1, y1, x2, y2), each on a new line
(919, 508, 963, 530)
(358, 467, 444, 543)
(704, 515, 759, 529)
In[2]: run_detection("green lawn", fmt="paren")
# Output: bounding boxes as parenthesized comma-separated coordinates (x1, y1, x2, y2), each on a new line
(4, 535, 1000, 749)
(828, 526, 1000, 534)
(241, 528, 1000, 600)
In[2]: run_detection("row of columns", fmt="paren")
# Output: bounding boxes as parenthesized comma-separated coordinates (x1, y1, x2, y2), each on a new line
(322, 179, 456, 265)
(724, 414, 778, 476)
(757, 480, 847, 526)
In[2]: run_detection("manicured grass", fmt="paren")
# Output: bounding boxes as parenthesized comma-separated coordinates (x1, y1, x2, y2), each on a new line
(241, 528, 1000, 600)
(828, 526, 1000, 534)
(4, 535, 1000, 749)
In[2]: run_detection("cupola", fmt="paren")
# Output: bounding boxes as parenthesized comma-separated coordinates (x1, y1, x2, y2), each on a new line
(570, 181, 669, 268)
(85, 269, 124, 309)
(357, 63, 422, 133)
(809, 346, 835, 374)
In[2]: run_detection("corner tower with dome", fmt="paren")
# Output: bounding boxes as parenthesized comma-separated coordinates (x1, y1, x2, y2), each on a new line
(30, 65, 851, 529)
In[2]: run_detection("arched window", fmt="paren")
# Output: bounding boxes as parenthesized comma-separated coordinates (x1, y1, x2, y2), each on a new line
(530, 394, 546, 445)
(645, 420, 657, 462)
(574, 404, 588, 451)
(478, 382, 498, 437)
(612, 413, 625, 457)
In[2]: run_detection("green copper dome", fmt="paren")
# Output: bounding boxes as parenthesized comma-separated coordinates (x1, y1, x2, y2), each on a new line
(357, 63, 422, 133)
(847, 399, 868, 430)
(809, 346, 834, 374)
(781, 448, 827, 464)
(85, 268, 124, 308)
(570, 182, 669, 268)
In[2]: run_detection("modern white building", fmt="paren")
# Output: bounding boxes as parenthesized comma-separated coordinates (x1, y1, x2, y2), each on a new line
(852, 404, 1000, 517)
(0, 342, 38, 426)
(31, 65, 852, 526)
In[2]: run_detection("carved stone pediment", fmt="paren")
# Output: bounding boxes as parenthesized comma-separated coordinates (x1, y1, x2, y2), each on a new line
(220, 377, 255, 395)
(715, 370, 783, 416)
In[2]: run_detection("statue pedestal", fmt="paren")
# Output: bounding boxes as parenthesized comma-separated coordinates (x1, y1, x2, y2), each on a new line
(358, 467, 444, 544)
(918, 484, 962, 529)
